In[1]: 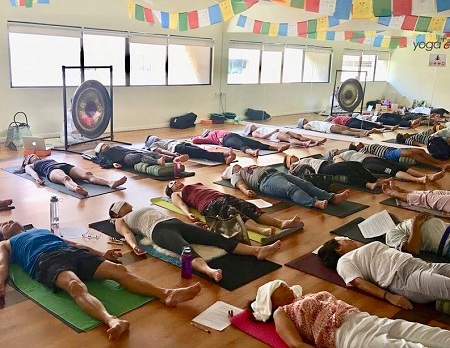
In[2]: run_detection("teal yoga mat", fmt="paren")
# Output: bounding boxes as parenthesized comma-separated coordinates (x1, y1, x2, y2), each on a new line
(8, 264, 153, 332)
(2, 166, 125, 199)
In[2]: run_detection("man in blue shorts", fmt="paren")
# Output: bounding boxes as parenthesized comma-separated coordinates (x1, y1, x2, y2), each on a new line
(0, 221, 200, 340)
(349, 142, 449, 171)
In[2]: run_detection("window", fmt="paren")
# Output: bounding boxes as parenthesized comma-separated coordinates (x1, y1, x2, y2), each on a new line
(8, 23, 81, 87)
(260, 44, 283, 84)
(83, 32, 126, 86)
(282, 46, 304, 83)
(341, 49, 390, 82)
(167, 37, 213, 85)
(227, 42, 261, 84)
(303, 48, 332, 83)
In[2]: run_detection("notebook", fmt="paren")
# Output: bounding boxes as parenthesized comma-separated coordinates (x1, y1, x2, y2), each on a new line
(23, 137, 52, 151)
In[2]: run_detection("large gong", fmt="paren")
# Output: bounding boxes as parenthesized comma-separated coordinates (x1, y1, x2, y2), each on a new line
(72, 80, 111, 139)
(337, 78, 364, 112)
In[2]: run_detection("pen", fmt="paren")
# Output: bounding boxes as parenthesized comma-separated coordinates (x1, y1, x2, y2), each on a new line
(191, 322, 211, 334)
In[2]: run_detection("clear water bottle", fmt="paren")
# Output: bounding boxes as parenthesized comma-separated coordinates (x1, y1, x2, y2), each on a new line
(50, 195, 60, 234)
(173, 158, 181, 179)
(181, 246, 193, 279)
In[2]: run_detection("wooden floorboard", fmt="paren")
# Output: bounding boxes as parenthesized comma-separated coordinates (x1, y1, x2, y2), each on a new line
(0, 114, 449, 347)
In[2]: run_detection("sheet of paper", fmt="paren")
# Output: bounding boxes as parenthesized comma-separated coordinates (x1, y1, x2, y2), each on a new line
(57, 226, 87, 239)
(246, 199, 272, 208)
(192, 301, 244, 331)
(358, 210, 396, 238)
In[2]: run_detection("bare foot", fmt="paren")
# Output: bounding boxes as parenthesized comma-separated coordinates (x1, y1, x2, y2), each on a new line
(246, 149, 259, 157)
(206, 269, 223, 282)
(157, 157, 166, 166)
(256, 240, 282, 260)
(427, 170, 445, 182)
(75, 185, 88, 196)
(176, 154, 189, 162)
(366, 182, 378, 190)
(314, 200, 328, 210)
(414, 176, 427, 184)
(316, 138, 327, 145)
(107, 317, 130, 341)
(381, 183, 397, 197)
(0, 199, 13, 208)
(109, 176, 127, 188)
(280, 214, 302, 229)
(257, 226, 276, 236)
(278, 144, 290, 152)
(163, 283, 201, 307)
(133, 246, 147, 256)
(331, 189, 350, 204)
(224, 150, 236, 165)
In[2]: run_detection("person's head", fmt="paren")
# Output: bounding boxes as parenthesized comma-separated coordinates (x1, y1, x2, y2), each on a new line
(243, 124, 256, 136)
(0, 220, 25, 241)
(145, 135, 160, 148)
(221, 164, 242, 180)
(108, 201, 133, 218)
(297, 118, 308, 129)
(95, 142, 110, 155)
(21, 154, 40, 169)
(349, 142, 364, 151)
(249, 280, 303, 322)
(284, 154, 299, 168)
(395, 133, 409, 144)
(323, 149, 339, 162)
(165, 180, 184, 197)
(318, 238, 361, 269)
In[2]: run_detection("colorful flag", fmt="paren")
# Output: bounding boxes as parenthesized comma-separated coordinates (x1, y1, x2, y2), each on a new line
(290, 0, 305, 9)
(278, 23, 288, 36)
(253, 20, 262, 34)
(179, 12, 188, 31)
(135, 4, 145, 21)
(437, 0, 450, 12)
(393, 0, 412, 16)
(415, 17, 432, 32)
(220, 0, 234, 22)
(144, 8, 154, 24)
(160, 12, 169, 28)
(373, 0, 391, 17)
(188, 11, 199, 29)
(269, 23, 279, 37)
(197, 8, 211, 28)
(169, 13, 178, 30)
(402, 15, 418, 30)
(208, 4, 222, 25)
(319, 0, 336, 16)
(236, 15, 247, 28)
(334, 0, 351, 19)
(305, 0, 320, 12)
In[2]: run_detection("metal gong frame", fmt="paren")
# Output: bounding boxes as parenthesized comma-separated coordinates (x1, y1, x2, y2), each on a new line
(330, 70, 367, 117)
(59, 65, 130, 154)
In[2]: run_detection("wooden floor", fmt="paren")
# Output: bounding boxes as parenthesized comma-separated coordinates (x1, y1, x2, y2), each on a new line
(1, 114, 449, 348)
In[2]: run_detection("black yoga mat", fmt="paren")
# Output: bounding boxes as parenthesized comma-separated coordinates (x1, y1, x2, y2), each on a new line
(380, 197, 450, 218)
(3, 166, 125, 199)
(89, 219, 282, 291)
(213, 179, 369, 218)
(331, 217, 450, 263)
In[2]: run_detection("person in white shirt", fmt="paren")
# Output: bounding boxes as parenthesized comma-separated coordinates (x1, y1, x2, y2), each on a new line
(386, 213, 450, 257)
(318, 240, 450, 308)
(297, 118, 374, 137)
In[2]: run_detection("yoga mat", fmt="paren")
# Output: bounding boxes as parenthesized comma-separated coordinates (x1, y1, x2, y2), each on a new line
(230, 310, 289, 348)
(3, 166, 125, 199)
(213, 179, 369, 218)
(330, 217, 450, 263)
(89, 219, 281, 291)
(380, 198, 450, 218)
(187, 158, 224, 166)
(150, 197, 303, 244)
(8, 264, 153, 332)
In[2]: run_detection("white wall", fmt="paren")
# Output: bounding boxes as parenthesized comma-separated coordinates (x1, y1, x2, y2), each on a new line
(1, 0, 388, 138)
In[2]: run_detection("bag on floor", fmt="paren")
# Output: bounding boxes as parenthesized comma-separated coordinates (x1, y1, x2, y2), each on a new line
(289, 163, 333, 191)
(205, 214, 251, 245)
(169, 112, 197, 129)
(427, 137, 450, 160)
(5, 112, 32, 150)
(245, 108, 271, 121)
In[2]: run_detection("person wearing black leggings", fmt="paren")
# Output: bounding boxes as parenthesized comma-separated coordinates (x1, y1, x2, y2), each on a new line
(286, 155, 388, 191)
(109, 201, 282, 283)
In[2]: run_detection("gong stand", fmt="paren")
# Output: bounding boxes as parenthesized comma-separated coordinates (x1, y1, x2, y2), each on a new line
(330, 70, 367, 117)
(59, 65, 130, 154)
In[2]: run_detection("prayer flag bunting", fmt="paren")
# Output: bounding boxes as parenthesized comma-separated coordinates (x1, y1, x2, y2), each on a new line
(393, 0, 412, 16)
(373, 0, 391, 17)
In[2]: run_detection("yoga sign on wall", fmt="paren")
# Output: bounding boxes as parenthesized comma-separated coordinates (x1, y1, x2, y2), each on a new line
(429, 54, 447, 67)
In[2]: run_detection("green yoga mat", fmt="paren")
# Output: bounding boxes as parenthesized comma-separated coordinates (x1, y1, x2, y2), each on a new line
(213, 178, 369, 218)
(2, 166, 125, 199)
(150, 197, 302, 244)
(8, 264, 153, 332)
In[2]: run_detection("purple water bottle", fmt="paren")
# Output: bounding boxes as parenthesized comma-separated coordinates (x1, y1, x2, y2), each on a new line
(173, 158, 181, 179)
(181, 246, 193, 279)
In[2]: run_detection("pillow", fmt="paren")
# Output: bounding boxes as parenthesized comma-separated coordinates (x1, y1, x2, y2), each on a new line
(398, 156, 417, 166)
(134, 162, 185, 177)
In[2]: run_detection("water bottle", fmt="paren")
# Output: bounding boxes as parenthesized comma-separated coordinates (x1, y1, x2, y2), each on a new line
(181, 246, 193, 279)
(50, 195, 60, 234)
(173, 158, 181, 179)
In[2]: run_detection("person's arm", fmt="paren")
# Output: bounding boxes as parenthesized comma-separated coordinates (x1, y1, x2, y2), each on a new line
(171, 192, 198, 221)
(66, 240, 123, 262)
(24, 164, 44, 185)
(303, 124, 312, 130)
(152, 146, 177, 157)
(273, 309, 313, 348)
(333, 155, 344, 163)
(252, 129, 278, 139)
(114, 218, 146, 256)
(192, 132, 217, 145)
(403, 213, 430, 255)
(234, 178, 257, 197)
(350, 277, 413, 309)
(0, 241, 11, 298)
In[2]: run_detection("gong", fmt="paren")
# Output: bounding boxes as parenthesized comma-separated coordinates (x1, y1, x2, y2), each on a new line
(337, 78, 364, 112)
(72, 80, 111, 139)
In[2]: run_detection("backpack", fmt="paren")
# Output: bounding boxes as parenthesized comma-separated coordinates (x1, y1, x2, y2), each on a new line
(289, 162, 333, 191)
(245, 108, 271, 121)
(169, 112, 197, 129)
(427, 137, 450, 160)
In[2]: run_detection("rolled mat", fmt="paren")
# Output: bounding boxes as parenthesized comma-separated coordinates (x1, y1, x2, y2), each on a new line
(8, 264, 153, 332)
(150, 197, 303, 244)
